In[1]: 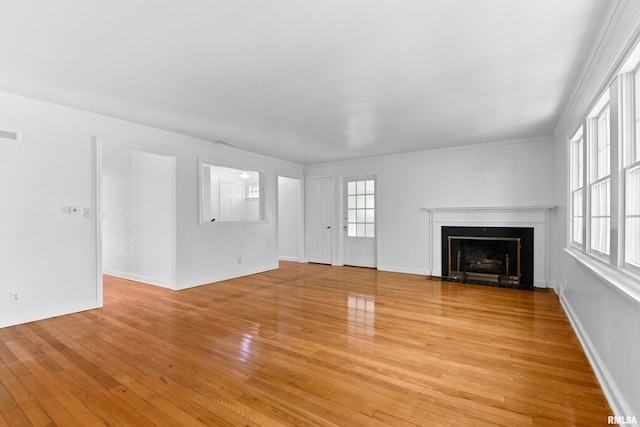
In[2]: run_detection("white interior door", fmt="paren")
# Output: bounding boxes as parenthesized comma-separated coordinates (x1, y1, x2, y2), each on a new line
(344, 176, 376, 268)
(220, 181, 244, 221)
(306, 177, 332, 264)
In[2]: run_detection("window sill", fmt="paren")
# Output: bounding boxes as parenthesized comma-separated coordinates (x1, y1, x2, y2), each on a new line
(564, 248, 640, 306)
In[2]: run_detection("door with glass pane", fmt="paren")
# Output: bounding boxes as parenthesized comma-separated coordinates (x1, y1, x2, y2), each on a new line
(344, 176, 376, 268)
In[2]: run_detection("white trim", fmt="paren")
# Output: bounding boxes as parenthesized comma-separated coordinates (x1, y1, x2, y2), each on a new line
(277, 174, 305, 265)
(564, 247, 640, 305)
(96, 138, 178, 293)
(423, 206, 556, 212)
(0, 90, 302, 168)
(309, 137, 554, 168)
(555, 0, 639, 139)
(559, 291, 633, 420)
(426, 207, 553, 287)
(103, 270, 174, 290)
(176, 263, 278, 290)
(93, 138, 104, 308)
(378, 265, 429, 276)
(0, 300, 99, 329)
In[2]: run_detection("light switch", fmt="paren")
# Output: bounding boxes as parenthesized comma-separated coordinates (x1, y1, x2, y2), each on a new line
(68, 206, 82, 215)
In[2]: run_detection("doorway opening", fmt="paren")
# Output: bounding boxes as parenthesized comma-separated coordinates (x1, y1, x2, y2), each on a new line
(277, 176, 303, 262)
(97, 140, 177, 305)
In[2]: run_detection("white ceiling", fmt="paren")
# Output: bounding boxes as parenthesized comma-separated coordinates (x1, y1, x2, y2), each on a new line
(0, 0, 608, 164)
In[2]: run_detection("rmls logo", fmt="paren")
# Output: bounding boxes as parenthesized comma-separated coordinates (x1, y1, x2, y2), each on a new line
(608, 415, 638, 425)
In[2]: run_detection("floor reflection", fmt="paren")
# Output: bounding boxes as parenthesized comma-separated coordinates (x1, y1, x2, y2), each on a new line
(347, 294, 375, 340)
(237, 323, 260, 362)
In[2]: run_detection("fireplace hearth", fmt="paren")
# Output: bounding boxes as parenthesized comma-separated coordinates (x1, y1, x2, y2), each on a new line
(441, 226, 534, 290)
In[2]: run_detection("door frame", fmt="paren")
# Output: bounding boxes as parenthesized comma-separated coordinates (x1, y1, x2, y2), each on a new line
(94, 137, 178, 306)
(277, 174, 305, 263)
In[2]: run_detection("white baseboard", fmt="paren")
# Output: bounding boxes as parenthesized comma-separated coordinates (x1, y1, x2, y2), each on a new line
(176, 263, 279, 290)
(533, 279, 550, 288)
(377, 264, 429, 276)
(278, 256, 299, 262)
(558, 294, 631, 419)
(547, 280, 561, 293)
(103, 269, 173, 289)
(0, 300, 99, 328)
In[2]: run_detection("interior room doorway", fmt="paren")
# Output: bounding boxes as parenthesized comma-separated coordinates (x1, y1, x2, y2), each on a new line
(97, 140, 177, 303)
(277, 176, 303, 262)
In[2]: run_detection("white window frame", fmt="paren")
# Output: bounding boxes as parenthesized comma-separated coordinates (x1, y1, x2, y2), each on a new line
(569, 127, 585, 248)
(620, 68, 640, 274)
(566, 29, 640, 298)
(586, 95, 611, 259)
(569, 51, 640, 283)
(624, 163, 640, 273)
(346, 178, 375, 238)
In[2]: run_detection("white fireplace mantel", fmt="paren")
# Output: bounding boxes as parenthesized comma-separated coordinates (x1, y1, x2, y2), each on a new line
(424, 206, 556, 288)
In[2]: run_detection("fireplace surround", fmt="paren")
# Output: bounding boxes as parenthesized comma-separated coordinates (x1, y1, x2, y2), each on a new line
(425, 206, 553, 289)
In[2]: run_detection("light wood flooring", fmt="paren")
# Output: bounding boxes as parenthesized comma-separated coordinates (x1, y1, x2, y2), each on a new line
(0, 262, 613, 426)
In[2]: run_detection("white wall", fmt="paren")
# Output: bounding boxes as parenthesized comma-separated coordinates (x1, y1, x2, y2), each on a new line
(278, 176, 301, 261)
(0, 97, 97, 327)
(551, 0, 640, 418)
(102, 147, 175, 288)
(0, 91, 304, 327)
(306, 138, 556, 274)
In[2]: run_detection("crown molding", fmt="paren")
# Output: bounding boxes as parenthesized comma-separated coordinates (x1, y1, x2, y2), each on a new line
(555, 0, 640, 139)
(0, 90, 304, 167)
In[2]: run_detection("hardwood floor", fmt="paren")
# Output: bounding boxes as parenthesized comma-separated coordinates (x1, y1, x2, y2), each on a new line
(0, 262, 613, 426)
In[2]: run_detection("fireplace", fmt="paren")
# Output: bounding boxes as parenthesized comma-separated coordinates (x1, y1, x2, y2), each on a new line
(441, 226, 534, 290)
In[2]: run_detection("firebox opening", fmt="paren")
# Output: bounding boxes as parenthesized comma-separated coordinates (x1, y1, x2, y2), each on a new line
(448, 236, 521, 286)
(441, 226, 534, 290)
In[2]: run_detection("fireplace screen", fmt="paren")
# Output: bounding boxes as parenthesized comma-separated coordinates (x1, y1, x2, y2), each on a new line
(448, 236, 521, 286)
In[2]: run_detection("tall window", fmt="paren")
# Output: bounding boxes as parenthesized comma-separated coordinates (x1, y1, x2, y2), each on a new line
(624, 71, 640, 269)
(570, 127, 585, 246)
(588, 101, 611, 255)
(568, 37, 640, 283)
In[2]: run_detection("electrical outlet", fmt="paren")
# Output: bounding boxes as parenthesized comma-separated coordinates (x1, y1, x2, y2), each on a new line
(238, 257, 242, 264)
(10, 292, 20, 303)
